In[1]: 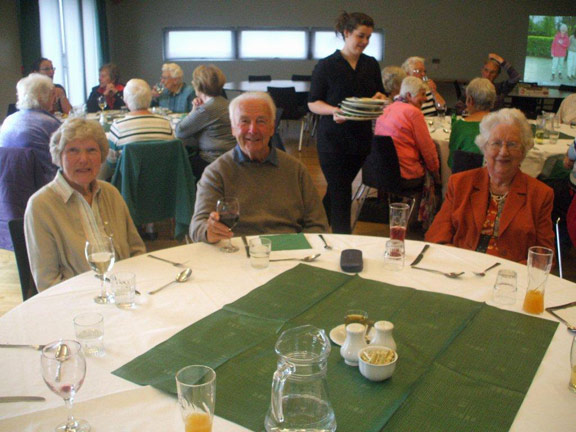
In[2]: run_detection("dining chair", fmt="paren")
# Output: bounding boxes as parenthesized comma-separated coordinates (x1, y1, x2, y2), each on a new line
(8, 219, 37, 301)
(451, 150, 484, 174)
(267, 86, 308, 151)
(248, 75, 272, 82)
(351, 136, 420, 230)
(111, 139, 196, 241)
(559, 84, 576, 93)
(291, 74, 312, 82)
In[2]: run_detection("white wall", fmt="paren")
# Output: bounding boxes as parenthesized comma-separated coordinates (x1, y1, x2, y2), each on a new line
(105, 0, 576, 87)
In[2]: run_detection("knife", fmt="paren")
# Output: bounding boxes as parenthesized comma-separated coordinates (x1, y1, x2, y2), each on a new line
(0, 396, 46, 403)
(410, 244, 430, 266)
(242, 236, 250, 258)
(0, 344, 45, 350)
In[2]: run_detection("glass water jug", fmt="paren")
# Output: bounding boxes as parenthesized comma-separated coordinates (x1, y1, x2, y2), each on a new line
(264, 325, 336, 432)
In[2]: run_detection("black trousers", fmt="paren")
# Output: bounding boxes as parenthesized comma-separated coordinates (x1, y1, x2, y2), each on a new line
(318, 152, 367, 234)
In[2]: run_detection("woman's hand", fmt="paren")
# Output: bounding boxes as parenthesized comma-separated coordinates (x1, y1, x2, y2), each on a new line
(564, 154, 575, 170)
(488, 53, 504, 64)
(192, 97, 204, 111)
(206, 211, 233, 244)
(333, 108, 347, 124)
(372, 92, 386, 100)
(103, 83, 117, 97)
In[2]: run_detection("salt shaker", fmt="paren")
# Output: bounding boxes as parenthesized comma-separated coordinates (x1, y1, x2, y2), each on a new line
(370, 321, 397, 351)
(340, 323, 367, 366)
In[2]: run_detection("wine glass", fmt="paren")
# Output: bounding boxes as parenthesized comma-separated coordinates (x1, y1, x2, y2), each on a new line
(217, 197, 240, 253)
(41, 340, 90, 432)
(97, 95, 107, 113)
(154, 82, 165, 95)
(85, 235, 116, 304)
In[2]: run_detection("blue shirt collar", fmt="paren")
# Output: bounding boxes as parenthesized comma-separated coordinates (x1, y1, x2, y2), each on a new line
(233, 144, 278, 166)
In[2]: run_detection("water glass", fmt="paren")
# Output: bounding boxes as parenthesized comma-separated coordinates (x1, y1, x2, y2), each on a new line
(344, 309, 368, 326)
(111, 272, 136, 309)
(383, 239, 405, 271)
(522, 246, 554, 315)
(73, 312, 105, 357)
(176, 365, 216, 432)
(492, 269, 517, 305)
(249, 237, 271, 269)
(570, 336, 576, 393)
(389, 202, 410, 242)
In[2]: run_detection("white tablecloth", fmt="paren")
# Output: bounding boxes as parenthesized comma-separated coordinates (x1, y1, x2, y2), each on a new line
(1, 235, 575, 431)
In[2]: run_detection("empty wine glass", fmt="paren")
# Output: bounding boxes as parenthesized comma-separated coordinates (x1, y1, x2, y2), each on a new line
(217, 197, 240, 253)
(85, 235, 116, 304)
(41, 340, 90, 432)
(97, 95, 107, 113)
(154, 82, 165, 95)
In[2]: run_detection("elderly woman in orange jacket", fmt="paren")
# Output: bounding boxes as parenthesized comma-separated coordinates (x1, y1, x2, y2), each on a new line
(425, 108, 554, 263)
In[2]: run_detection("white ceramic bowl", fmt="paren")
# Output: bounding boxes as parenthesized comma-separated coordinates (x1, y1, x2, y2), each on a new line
(358, 345, 398, 382)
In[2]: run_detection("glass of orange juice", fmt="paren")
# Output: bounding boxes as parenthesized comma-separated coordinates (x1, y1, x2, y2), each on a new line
(176, 365, 216, 432)
(522, 246, 553, 314)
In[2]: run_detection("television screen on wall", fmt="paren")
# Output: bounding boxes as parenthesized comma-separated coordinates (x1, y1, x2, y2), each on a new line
(525, 16, 576, 86)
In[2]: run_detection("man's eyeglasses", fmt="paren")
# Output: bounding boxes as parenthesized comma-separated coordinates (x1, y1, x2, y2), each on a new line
(412, 69, 426, 75)
(487, 141, 522, 151)
(40, 67, 56, 72)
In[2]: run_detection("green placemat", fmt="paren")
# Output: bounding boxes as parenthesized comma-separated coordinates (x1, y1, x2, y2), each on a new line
(113, 265, 557, 432)
(260, 233, 311, 251)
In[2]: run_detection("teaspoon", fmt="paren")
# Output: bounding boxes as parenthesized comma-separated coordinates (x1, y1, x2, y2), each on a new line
(148, 268, 192, 295)
(270, 253, 321, 263)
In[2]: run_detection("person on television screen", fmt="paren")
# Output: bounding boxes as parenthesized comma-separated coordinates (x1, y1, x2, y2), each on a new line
(551, 24, 569, 81)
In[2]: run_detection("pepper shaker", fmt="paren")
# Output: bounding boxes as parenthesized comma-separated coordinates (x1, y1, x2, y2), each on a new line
(370, 321, 397, 351)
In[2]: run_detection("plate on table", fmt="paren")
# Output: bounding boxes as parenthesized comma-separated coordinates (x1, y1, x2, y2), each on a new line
(329, 324, 375, 346)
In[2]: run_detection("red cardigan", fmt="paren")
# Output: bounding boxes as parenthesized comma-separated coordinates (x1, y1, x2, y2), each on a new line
(425, 167, 554, 263)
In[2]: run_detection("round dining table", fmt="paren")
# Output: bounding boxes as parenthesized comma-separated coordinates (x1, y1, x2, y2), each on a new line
(0, 234, 575, 431)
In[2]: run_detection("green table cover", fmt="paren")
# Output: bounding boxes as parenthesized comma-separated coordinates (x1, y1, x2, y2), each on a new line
(113, 265, 557, 432)
(260, 233, 311, 251)
(530, 124, 574, 140)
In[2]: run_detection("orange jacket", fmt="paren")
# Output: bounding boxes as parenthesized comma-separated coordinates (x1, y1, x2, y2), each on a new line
(425, 167, 554, 263)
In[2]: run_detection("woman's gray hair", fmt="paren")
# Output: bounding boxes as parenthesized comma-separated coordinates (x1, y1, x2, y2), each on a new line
(399, 76, 426, 99)
(466, 78, 496, 111)
(16, 73, 54, 110)
(50, 118, 109, 166)
(162, 63, 183, 80)
(381, 66, 406, 96)
(123, 78, 152, 111)
(475, 108, 534, 157)
(401, 56, 425, 75)
(229, 91, 276, 125)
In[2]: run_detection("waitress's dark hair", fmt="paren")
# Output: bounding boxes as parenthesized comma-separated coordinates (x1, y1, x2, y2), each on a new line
(335, 11, 374, 38)
(31, 57, 51, 72)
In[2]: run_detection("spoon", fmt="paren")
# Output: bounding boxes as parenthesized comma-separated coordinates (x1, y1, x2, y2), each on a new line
(55, 343, 70, 382)
(411, 266, 464, 278)
(148, 268, 193, 295)
(473, 262, 501, 277)
(270, 253, 321, 263)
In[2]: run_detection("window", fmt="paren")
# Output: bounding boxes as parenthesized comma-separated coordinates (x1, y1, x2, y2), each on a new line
(312, 30, 383, 60)
(39, 0, 102, 106)
(163, 28, 384, 62)
(239, 30, 307, 59)
(164, 30, 234, 60)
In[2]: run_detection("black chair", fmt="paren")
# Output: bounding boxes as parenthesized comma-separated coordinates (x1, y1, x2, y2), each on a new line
(270, 107, 286, 151)
(248, 75, 271, 82)
(453, 80, 465, 100)
(8, 219, 37, 301)
(351, 136, 419, 230)
(6, 103, 17, 117)
(291, 74, 312, 82)
(559, 84, 576, 93)
(451, 150, 484, 174)
(267, 86, 308, 151)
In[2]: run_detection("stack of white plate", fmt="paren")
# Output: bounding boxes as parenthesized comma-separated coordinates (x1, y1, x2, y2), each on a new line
(339, 97, 386, 121)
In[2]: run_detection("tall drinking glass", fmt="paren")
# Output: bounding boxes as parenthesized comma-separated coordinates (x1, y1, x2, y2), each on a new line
(389, 202, 410, 243)
(522, 246, 553, 314)
(41, 340, 90, 432)
(176, 365, 216, 432)
(85, 235, 116, 304)
(97, 95, 106, 113)
(570, 336, 576, 393)
(217, 197, 239, 253)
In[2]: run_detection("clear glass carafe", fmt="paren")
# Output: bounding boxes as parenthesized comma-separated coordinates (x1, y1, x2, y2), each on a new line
(265, 325, 336, 432)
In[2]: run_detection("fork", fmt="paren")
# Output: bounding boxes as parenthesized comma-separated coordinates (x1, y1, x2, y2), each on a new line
(148, 254, 187, 268)
(411, 266, 464, 279)
(319, 234, 333, 250)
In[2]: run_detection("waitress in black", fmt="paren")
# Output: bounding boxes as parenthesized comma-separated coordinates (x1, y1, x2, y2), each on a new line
(308, 11, 384, 234)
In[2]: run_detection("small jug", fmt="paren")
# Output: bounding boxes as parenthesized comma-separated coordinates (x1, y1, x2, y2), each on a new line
(370, 320, 397, 351)
(265, 325, 336, 432)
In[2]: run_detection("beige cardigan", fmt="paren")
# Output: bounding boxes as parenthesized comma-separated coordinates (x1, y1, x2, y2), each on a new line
(24, 174, 145, 291)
